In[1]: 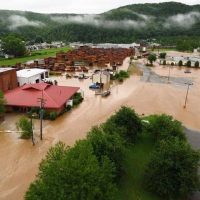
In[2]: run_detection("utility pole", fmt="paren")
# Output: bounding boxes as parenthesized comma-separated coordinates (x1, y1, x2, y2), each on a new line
(184, 82, 193, 108)
(37, 90, 46, 140)
(167, 65, 171, 83)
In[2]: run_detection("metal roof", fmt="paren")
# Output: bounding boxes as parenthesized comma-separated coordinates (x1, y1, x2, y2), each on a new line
(17, 68, 49, 78)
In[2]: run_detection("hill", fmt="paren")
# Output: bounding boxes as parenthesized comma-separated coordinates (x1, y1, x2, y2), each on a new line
(0, 2, 200, 44)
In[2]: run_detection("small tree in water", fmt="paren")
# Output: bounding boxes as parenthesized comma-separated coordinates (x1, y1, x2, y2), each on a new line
(16, 117, 33, 139)
(147, 54, 157, 66)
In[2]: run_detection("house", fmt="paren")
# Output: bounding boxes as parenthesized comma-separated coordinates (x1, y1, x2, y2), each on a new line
(17, 68, 49, 86)
(0, 68, 18, 92)
(4, 82, 80, 114)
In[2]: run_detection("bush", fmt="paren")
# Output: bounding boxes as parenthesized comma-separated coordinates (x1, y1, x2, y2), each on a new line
(49, 112, 57, 120)
(186, 60, 191, 67)
(195, 61, 199, 68)
(114, 70, 129, 82)
(25, 141, 117, 200)
(159, 52, 166, 59)
(87, 126, 125, 178)
(178, 60, 183, 66)
(73, 92, 83, 106)
(108, 106, 142, 143)
(145, 139, 200, 200)
(16, 117, 32, 139)
(146, 114, 186, 142)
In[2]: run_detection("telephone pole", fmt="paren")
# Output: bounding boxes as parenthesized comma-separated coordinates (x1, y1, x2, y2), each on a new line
(184, 82, 193, 108)
(37, 90, 46, 140)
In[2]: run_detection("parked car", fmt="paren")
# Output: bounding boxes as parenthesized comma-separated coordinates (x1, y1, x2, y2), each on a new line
(89, 83, 101, 89)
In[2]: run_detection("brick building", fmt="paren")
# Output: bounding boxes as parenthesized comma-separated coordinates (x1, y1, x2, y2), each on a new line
(0, 68, 18, 92)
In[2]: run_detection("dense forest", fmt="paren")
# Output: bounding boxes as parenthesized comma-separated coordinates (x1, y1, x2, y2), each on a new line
(0, 2, 200, 45)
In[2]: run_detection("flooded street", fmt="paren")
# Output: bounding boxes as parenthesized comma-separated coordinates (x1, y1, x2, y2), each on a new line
(1, 57, 200, 199)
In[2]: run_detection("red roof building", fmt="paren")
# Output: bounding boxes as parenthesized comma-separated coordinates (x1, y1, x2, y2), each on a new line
(5, 83, 79, 113)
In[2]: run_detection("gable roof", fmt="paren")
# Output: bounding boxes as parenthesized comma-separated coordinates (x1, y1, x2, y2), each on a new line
(5, 83, 79, 109)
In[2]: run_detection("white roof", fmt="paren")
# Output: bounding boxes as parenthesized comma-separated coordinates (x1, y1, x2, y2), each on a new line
(17, 68, 48, 78)
(0, 67, 15, 73)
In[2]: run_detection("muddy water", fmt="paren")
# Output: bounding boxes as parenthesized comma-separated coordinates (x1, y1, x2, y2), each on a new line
(1, 57, 200, 200)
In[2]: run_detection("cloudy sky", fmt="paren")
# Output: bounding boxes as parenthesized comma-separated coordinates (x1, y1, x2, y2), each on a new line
(0, 0, 199, 14)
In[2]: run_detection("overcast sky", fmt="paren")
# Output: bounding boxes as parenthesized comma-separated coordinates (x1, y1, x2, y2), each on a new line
(0, 0, 199, 14)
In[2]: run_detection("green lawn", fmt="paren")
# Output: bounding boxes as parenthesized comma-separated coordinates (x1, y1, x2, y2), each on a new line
(0, 46, 71, 66)
(117, 132, 160, 200)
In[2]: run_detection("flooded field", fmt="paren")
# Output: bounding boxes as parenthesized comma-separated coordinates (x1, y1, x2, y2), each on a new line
(1, 56, 200, 199)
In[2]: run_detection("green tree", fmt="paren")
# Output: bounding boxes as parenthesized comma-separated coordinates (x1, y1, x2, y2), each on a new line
(87, 125, 125, 177)
(147, 54, 157, 65)
(145, 139, 200, 199)
(25, 141, 117, 200)
(16, 117, 32, 139)
(159, 52, 166, 59)
(108, 106, 142, 143)
(0, 91, 5, 116)
(2, 35, 26, 57)
(195, 61, 199, 68)
(147, 114, 186, 142)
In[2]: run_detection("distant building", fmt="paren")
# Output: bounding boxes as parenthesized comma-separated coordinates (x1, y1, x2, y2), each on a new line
(17, 68, 49, 86)
(0, 68, 18, 92)
(5, 83, 80, 114)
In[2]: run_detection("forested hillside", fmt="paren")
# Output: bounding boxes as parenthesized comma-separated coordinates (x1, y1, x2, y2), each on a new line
(0, 2, 200, 45)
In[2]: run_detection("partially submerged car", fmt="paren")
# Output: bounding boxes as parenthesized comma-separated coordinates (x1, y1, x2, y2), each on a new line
(89, 83, 101, 89)
(101, 90, 111, 97)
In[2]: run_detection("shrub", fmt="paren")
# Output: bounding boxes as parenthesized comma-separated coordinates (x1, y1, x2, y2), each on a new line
(87, 126, 125, 178)
(108, 106, 142, 143)
(145, 139, 200, 200)
(73, 92, 83, 106)
(195, 61, 199, 68)
(159, 52, 166, 59)
(146, 114, 186, 142)
(49, 112, 57, 120)
(16, 117, 32, 139)
(186, 60, 191, 67)
(178, 60, 183, 66)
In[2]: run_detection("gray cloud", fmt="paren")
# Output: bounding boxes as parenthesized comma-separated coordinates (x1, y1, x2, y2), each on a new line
(164, 12, 200, 29)
(51, 14, 149, 29)
(8, 15, 45, 30)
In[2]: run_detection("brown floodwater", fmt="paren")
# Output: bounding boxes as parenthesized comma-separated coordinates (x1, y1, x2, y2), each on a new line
(0, 57, 200, 200)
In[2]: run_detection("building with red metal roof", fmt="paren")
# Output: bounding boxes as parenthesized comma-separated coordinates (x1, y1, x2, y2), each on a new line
(4, 82, 79, 114)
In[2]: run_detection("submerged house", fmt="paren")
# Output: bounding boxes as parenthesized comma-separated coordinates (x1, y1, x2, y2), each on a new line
(4, 83, 79, 114)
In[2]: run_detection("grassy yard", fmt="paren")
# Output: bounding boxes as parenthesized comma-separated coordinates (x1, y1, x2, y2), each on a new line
(117, 132, 160, 200)
(0, 46, 71, 66)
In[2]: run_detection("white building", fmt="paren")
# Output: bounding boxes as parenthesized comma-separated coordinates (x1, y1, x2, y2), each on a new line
(17, 68, 49, 86)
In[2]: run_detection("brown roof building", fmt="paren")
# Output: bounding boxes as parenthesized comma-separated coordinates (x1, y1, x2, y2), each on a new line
(0, 68, 18, 93)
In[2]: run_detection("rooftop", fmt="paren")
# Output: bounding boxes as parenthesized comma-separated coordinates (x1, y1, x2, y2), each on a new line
(17, 68, 49, 78)
(5, 83, 79, 109)
(0, 67, 15, 73)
